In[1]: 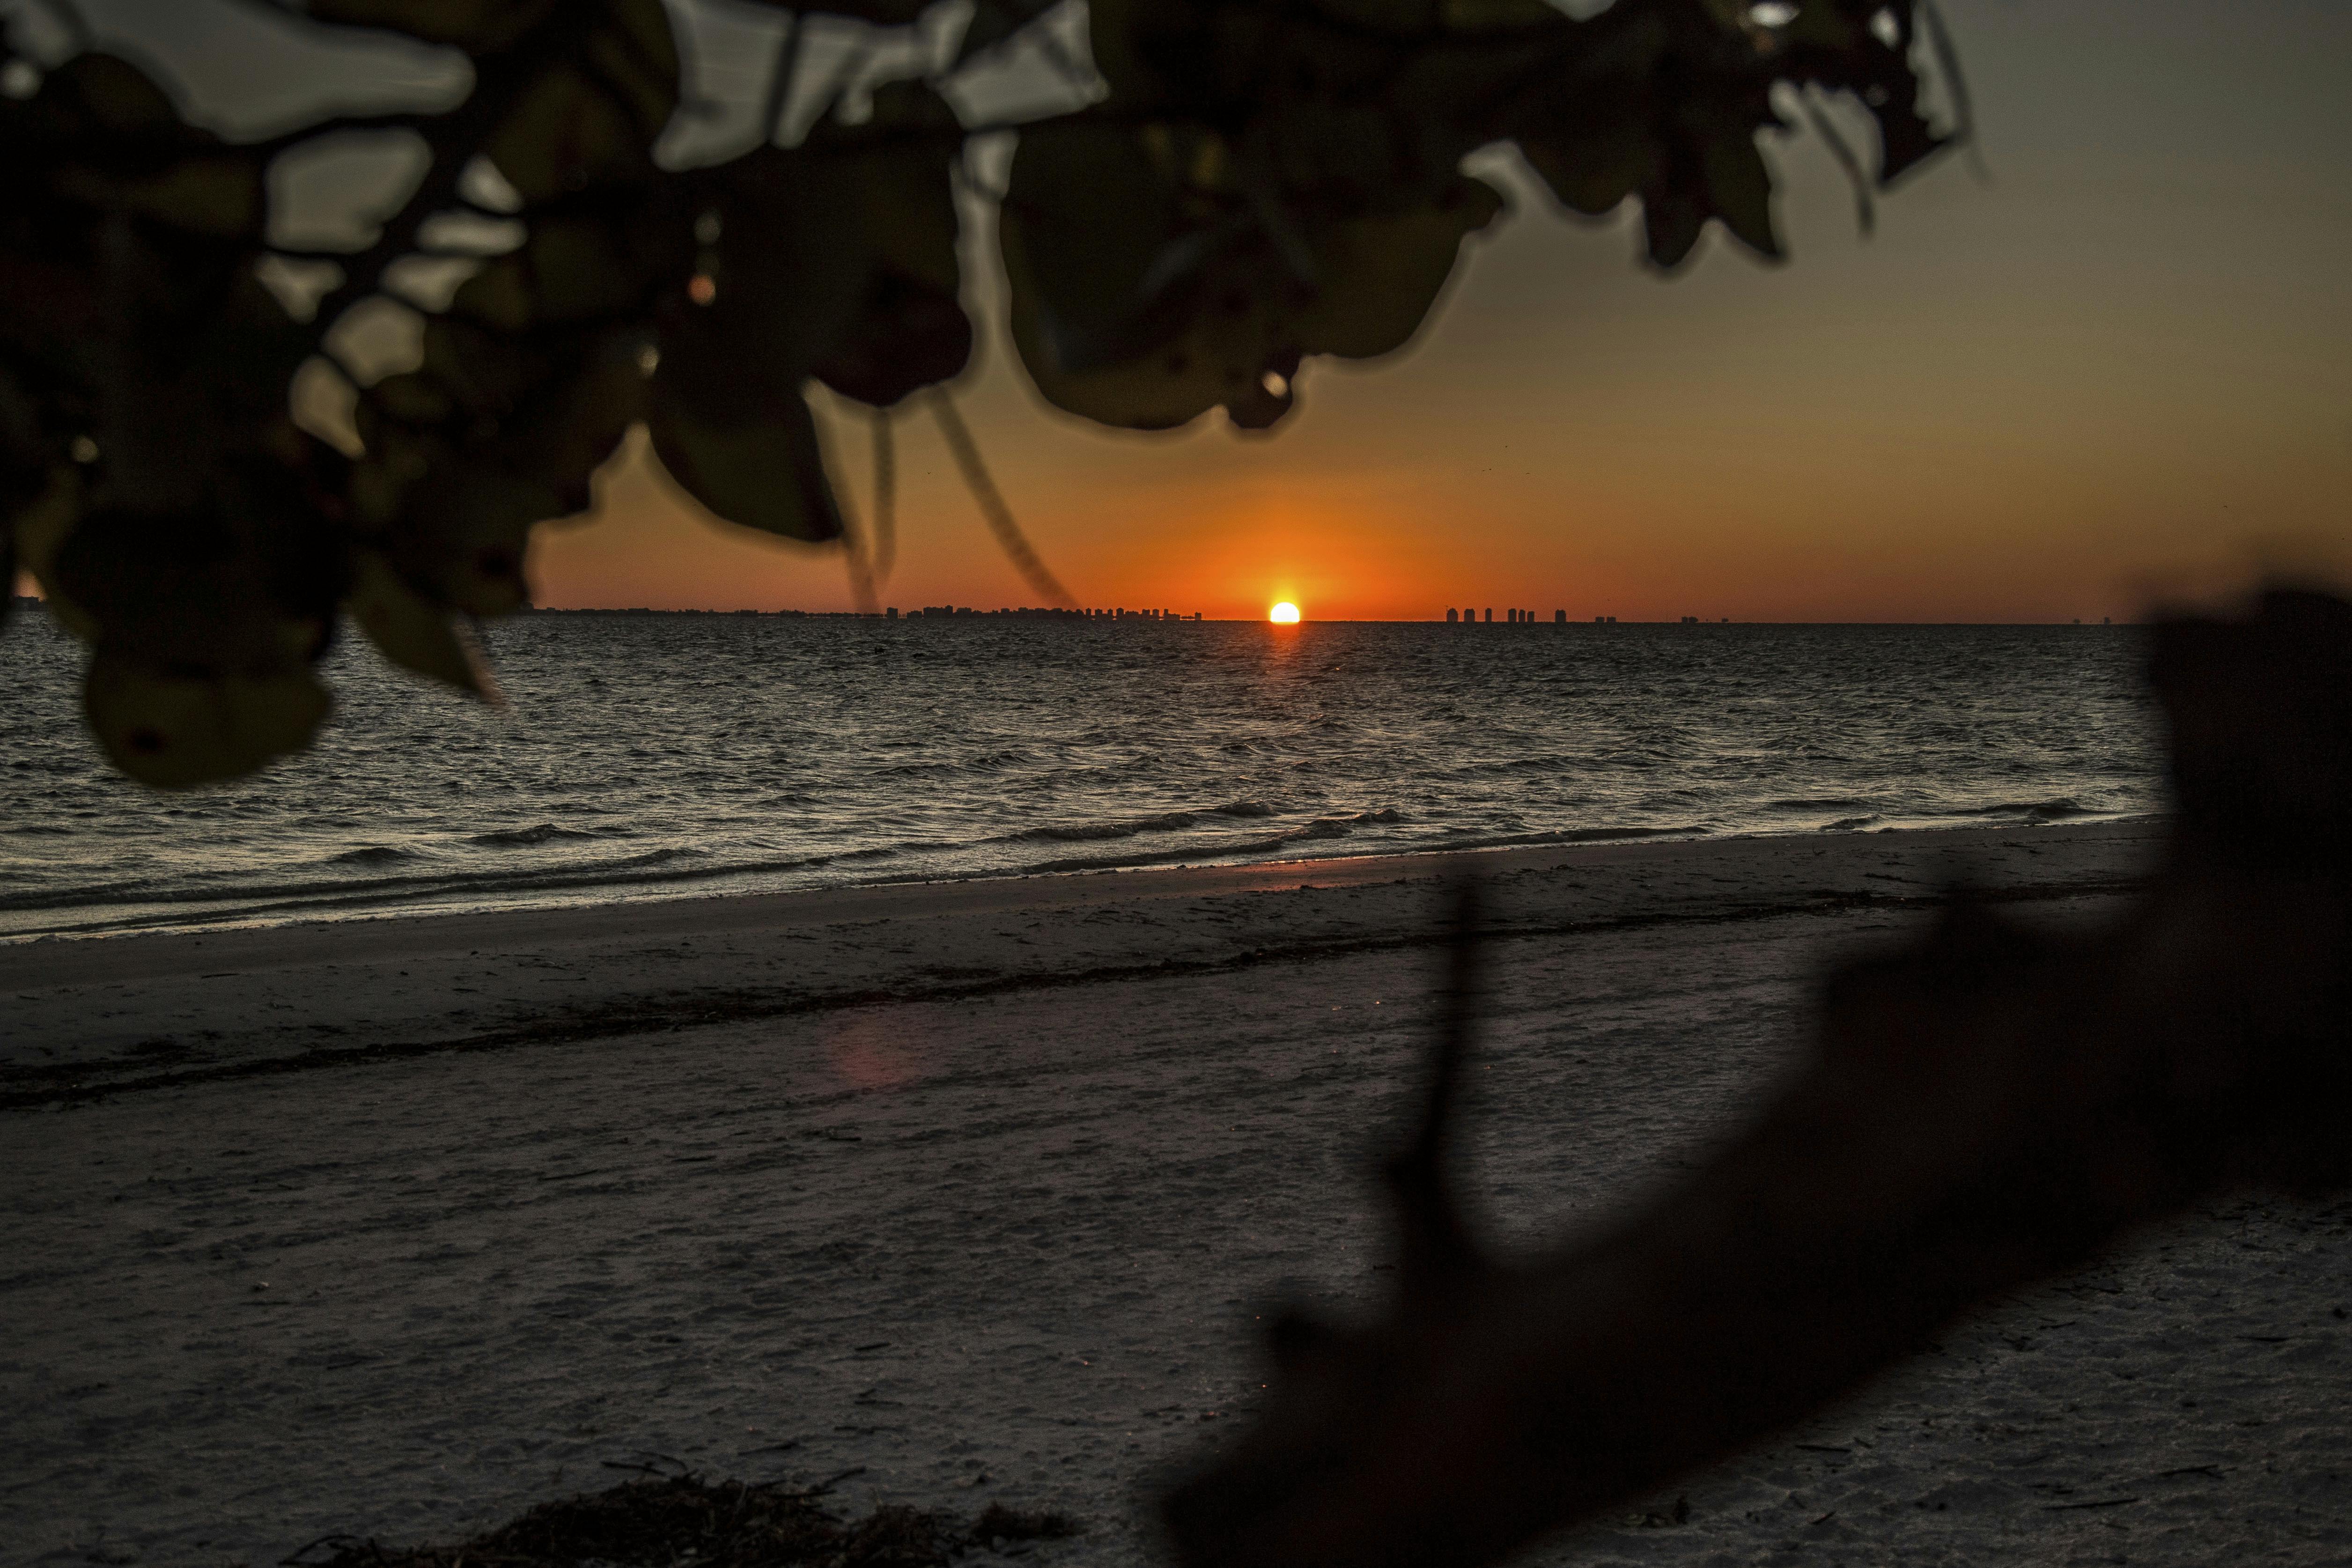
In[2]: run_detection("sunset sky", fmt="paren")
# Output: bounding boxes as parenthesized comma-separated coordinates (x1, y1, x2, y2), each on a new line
(34, 0, 2352, 622)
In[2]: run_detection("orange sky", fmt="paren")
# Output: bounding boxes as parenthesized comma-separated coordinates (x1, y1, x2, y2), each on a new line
(532, 1, 2352, 623)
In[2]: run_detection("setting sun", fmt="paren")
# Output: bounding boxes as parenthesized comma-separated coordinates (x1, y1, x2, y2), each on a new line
(1269, 602, 1301, 625)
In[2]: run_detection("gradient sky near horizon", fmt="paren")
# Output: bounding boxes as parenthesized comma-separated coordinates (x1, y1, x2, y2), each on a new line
(25, 0, 2352, 621)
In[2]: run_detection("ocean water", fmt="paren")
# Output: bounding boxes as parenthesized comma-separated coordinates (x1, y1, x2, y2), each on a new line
(0, 611, 2162, 939)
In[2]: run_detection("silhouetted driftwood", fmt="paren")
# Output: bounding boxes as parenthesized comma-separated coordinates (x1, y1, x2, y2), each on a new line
(1163, 589, 2352, 1568)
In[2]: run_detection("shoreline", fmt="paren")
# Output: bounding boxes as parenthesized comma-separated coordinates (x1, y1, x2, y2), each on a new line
(0, 810, 2156, 948)
(0, 821, 2160, 1106)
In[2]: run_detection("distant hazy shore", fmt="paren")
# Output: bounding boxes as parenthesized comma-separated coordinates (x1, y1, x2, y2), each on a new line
(7, 820, 2348, 1568)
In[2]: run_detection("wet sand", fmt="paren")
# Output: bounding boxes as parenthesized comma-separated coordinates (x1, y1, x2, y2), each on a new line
(5, 821, 2349, 1567)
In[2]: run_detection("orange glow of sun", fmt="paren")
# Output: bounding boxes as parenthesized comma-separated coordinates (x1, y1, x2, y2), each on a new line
(1269, 602, 1301, 624)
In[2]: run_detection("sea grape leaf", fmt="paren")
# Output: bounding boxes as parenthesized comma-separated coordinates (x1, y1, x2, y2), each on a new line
(1079, 0, 1196, 110)
(658, 148, 871, 416)
(807, 82, 973, 408)
(997, 119, 1190, 378)
(645, 379, 843, 543)
(1775, 0, 1946, 184)
(661, 83, 973, 420)
(484, 0, 678, 203)
(16, 54, 266, 244)
(1696, 119, 1779, 259)
(1002, 121, 1500, 431)
(1517, 107, 1659, 220)
(306, 0, 560, 54)
(641, 84, 971, 527)
(84, 650, 332, 790)
(1306, 0, 1562, 30)
(953, 0, 1064, 65)
(380, 461, 564, 614)
(1502, 4, 1784, 268)
(448, 214, 667, 331)
(327, 0, 764, 616)
(51, 151, 265, 241)
(811, 268, 971, 408)
(1290, 177, 1505, 359)
(355, 323, 646, 611)
(39, 463, 343, 787)
(44, 51, 180, 135)
(346, 548, 492, 692)
(487, 64, 653, 204)
(45, 482, 342, 671)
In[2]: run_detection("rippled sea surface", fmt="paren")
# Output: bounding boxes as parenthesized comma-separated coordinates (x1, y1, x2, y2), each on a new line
(0, 611, 2163, 939)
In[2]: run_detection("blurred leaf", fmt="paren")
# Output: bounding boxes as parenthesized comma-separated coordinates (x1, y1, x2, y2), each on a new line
(998, 119, 1189, 381)
(306, 0, 561, 53)
(953, 0, 1063, 65)
(793, 2, 934, 20)
(812, 269, 970, 408)
(39, 458, 343, 788)
(486, 0, 678, 203)
(646, 378, 842, 543)
(48, 52, 181, 135)
(450, 215, 666, 331)
(488, 65, 652, 204)
(1291, 177, 1504, 358)
(1696, 121, 1778, 259)
(13, 55, 266, 243)
(1519, 121, 1659, 219)
(52, 152, 265, 241)
(382, 462, 563, 614)
(346, 548, 492, 692)
(1307, 0, 1561, 29)
(1003, 122, 1498, 431)
(85, 650, 332, 790)
(639, 85, 972, 531)
(356, 323, 645, 612)
(808, 82, 972, 407)
(48, 488, 343, 674)
(658, 149, 871, 417)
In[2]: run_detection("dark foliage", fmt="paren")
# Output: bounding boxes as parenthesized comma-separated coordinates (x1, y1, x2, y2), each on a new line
(0, 0, 1961, 786)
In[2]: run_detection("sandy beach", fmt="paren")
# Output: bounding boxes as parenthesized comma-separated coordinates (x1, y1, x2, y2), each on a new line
(6, 820, 2349, 1567)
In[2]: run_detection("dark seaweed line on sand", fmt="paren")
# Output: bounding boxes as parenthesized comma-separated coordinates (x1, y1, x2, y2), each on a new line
(3, 878, 2140, 1111)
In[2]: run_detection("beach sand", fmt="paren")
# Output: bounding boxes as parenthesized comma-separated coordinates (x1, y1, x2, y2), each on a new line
(5, 821, 2349, 1567)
